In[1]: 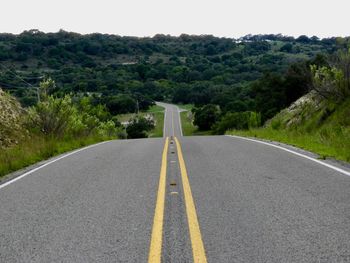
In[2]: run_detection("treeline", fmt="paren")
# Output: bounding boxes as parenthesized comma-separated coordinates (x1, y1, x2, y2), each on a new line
(0, 30, 343, 111)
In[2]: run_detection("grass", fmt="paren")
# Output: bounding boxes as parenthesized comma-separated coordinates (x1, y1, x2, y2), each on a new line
(0, 135, 112, 178)
(148, 109, 164, 138)
(180, 110, 197, 136)
(227, 98, 350, 163)
(176, 103, 194, 111)
(227, 128, 350, 162)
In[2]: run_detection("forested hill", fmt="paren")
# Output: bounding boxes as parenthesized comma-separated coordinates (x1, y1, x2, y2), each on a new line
(0, 30, 346, 118)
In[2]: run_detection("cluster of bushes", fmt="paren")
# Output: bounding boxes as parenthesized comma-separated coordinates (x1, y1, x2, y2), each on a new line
(24, 79, 121, 140)
(212, 112, 261, 134)
(0, 78, 159, 177)
(191, 104, 261, 135)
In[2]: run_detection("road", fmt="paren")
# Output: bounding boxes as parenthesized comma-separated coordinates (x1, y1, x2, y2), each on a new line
(1, 102, 350, 262)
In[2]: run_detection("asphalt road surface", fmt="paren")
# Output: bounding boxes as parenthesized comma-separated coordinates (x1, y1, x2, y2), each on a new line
(1, 102, 350, 262)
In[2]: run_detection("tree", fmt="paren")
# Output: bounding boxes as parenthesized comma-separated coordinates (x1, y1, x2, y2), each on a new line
(280, 43, 293, 53)
(105, 94, 136, 115)
(193, 104, 220, 130)
(251, 73, 286, 122)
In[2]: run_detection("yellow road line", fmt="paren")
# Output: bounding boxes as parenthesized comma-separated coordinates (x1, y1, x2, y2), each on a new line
(148, 137, 169, 263)
(175, 137, 208, 263)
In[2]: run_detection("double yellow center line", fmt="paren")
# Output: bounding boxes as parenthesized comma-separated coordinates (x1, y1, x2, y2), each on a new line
(148, 137, 207, 263)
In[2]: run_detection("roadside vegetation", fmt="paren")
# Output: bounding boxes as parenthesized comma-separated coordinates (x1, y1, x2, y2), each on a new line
(0, 79, 123, 177)
(228, 98, 350, 162)
(0, 79, 163, 178)
(117, 105, 164, 138)
(228, 49, 350, 162)
(176, 104, 211, 136)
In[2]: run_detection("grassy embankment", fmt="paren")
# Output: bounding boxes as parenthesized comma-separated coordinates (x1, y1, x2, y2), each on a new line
(117, 104, 165, 138)
(0, 135, 112, 178)
(0, 105, 164, 178)
(227, 97, 350, 163)
(177, 104, 211, 136)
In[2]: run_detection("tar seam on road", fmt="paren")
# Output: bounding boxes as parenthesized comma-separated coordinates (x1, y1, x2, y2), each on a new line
(175, 137, 208, 263)
(0, 140, 110, 190)
(226, 135, 350, 177)
(148, 137, 169, 263)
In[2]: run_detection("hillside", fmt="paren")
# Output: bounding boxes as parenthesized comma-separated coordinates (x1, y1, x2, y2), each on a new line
(0, 31, 339, 109)
(228, 92, 350, 162)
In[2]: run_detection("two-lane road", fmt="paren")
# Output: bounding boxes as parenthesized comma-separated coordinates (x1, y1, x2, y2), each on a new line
(1, 102, 350, 262)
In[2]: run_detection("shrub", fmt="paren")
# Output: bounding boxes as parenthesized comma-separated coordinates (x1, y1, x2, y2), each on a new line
(193, 104, 220, 130)
(126, 116, 155, 138)
(213, 111, 261, 134)
(311, 49, 350, 102)
(28, 95, 79, 137)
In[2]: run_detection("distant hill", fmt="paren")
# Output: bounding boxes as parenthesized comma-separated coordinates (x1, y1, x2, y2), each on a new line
(0, 30, 341, 107)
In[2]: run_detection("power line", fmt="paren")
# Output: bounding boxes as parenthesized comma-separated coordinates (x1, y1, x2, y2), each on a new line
(0, 64, 42, 101)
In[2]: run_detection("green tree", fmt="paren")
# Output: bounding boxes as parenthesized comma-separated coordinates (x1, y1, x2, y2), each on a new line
(193, 104, 220, 130)
(126, 117, 155, 138)
(105, 94, 136, 115)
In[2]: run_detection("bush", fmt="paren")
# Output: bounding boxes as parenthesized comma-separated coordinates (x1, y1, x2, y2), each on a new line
(311, 49, 350, 102)
(126, 116, 155, 138)
(27, 95, 80, 137)
(213, 111, 261, 134)
(193, 104, 220, 130)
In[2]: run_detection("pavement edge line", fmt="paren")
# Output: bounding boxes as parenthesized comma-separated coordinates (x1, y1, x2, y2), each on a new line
(226, 135, 350, 177)
(0, 140, 110, 190)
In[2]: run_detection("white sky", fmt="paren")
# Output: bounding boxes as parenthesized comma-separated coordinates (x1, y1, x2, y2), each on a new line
(1, 0, 349, 38)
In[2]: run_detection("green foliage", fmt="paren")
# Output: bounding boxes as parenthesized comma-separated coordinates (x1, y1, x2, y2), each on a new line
(126, 116, 155, 138)
(0, 32, 340, 117)
(105, 94, 136, 115)
(213, 111, 261, 134)
(0, 134, 110, 178)
(193, 104, 220, 130)
(228, 96, 350, 163)
(39, 77, 56, 101)
(311, 49, 350, 101)
(28, 95, 78, 137)
(0, 84, 122, 177)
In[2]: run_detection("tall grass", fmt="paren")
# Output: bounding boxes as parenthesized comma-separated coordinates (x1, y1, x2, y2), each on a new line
(227, 98, 350, 163)
(148, 111, 164, 137)
(180, 111, 197, 136)
(228, 128, 350, 162)
(0, 135, 111, 178)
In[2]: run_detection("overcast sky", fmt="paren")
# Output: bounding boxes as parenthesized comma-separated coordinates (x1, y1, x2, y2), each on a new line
(1, 0, 349, 38)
